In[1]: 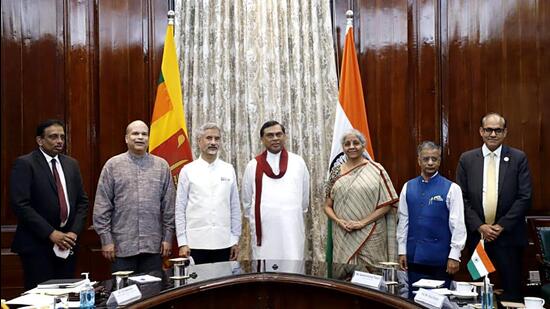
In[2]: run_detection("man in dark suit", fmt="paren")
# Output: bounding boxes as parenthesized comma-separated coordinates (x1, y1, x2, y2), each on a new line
(10, 119, 88, 289)
(456, 112, 532, 301)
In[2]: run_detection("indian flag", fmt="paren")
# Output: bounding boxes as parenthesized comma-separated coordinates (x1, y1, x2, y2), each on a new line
(467, 240, 496, 280)
(149, 16, 193, 184)
(329, 13, 374, 170)
(327, 11, 374, 263)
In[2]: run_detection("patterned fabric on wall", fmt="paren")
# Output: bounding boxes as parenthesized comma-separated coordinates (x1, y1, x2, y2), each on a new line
(174, 0, 338, 261)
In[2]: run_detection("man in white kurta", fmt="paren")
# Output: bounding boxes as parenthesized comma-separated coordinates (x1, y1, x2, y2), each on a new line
(242, 121, 310, 260)
(175, 123, 241, 264)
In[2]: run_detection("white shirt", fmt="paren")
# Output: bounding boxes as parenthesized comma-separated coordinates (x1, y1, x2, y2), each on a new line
(396, 172, 467, 261)
(241, 151, 310, 260)
(40, 148, 70, 227)
(175, 157, 241, 249)
(482, 144, 502, 210)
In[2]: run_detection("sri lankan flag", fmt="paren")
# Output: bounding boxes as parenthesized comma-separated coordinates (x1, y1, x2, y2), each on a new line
(150, 20, 193, 183)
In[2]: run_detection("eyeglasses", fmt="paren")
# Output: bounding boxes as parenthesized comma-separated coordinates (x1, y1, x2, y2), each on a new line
(482, 127, 505, 135)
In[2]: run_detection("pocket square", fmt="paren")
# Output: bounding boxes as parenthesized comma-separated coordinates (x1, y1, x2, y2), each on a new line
(429, 195, 444, 205)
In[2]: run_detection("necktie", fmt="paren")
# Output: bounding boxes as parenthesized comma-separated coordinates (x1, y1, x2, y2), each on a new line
(51, 159, 68, 223)
(484, 153, 497, 224)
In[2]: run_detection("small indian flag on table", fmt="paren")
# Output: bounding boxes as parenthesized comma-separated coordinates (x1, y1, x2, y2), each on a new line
(467, 240, 496, 280)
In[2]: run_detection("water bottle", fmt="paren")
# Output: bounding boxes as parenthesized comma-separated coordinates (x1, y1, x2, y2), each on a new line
(481, 277, 493, 309)
(80, 272, 95, 308)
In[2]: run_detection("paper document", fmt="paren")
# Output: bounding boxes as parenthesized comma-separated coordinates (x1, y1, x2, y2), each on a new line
(37, 278, 86, 289)
(499, 301, 525, 308)
(25, 281, 97, 296)
(6, 293, 55, 306)
(112, 270, 134, 276)
(412, 279, 445, 288)
(431, 288, 452, 295)
(129, 274, 162, 283)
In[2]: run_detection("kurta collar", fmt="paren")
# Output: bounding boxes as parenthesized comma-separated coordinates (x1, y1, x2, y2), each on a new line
(197, 156, 218, 167)
(126, 151, 149, 161)
(266, 151, 281, 170)
(421, 171, 439, 183)
(267, 150, 281, 160)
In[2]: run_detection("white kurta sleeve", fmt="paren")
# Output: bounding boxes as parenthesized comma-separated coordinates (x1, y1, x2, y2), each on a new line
(396, 182, 409, 255)
(229, 168, 242, 245)
(241, 160, 256, 219)
(301, 160, 310, 213)
(447, 183, 467, 261)
(175, 168, 190, 247)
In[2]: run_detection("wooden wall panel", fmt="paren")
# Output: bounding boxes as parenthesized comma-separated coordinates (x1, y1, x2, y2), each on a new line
(1, 0, 67, 224)
(541, 0, 550, 212)
(444, 0, 549, 214)
(1, 0, 23, 223)
(1, 0, 548, 300)
(408, 0, 440, 142)
(0, 0, 168, 299)
(95, 0, 166, 168)
(65, 0, 97, 224)
(88, 0, 168, 198)
(98, 0, 146, 165)
(330, 0, 549, 292)
(332, 0, 414, 189)
(331, 0, 549, 213)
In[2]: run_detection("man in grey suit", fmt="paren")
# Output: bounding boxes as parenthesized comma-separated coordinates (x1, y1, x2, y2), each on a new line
(456, 112, 532, 301)
(10, 119, 89, 289)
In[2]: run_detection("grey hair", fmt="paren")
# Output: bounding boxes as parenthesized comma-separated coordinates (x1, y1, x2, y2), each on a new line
(340, 129, 367, 147)
(417, 141, 441, 156)
(194, 122, 221, 141)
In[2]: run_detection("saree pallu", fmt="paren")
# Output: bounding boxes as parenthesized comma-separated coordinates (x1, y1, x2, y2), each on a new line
(328, 162, 399, 269)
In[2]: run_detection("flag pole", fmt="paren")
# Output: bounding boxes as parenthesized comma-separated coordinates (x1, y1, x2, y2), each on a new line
(168, 0, 174, 12)
(168, 0, 175, 34)
(346, 9, 353, 32)
(167, 7, 175, 25)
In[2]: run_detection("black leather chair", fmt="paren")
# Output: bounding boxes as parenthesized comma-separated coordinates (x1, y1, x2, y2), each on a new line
(528, 217, 550, 303)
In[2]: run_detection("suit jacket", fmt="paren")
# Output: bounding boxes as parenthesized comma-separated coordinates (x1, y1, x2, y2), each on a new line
(10, 149, 88, 254)
(456, 145, 532, 247)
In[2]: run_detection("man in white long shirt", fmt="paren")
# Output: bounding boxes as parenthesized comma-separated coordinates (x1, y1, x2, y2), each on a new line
(397, 141, 466, 296)
(175, 123, 241, 264)
(242, 121, 310, 260)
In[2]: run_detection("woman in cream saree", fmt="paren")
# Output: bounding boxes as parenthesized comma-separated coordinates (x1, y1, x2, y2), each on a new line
(325, 130, 399, 269)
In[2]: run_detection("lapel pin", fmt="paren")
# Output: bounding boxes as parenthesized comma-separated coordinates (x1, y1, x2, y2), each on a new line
(504, 157, 509, 162)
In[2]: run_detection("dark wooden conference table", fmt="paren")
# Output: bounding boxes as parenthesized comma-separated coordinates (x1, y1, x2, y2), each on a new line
(92, 260, 428, 308)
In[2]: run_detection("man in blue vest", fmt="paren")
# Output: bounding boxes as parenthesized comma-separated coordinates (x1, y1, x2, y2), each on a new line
(397, 141, 467, 296)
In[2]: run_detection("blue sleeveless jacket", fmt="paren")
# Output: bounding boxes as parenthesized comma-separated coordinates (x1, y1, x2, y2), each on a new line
(406, 174, 452, 267)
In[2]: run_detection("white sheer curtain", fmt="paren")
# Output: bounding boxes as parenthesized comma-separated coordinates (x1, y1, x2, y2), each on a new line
(174, 0, 338, 261)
